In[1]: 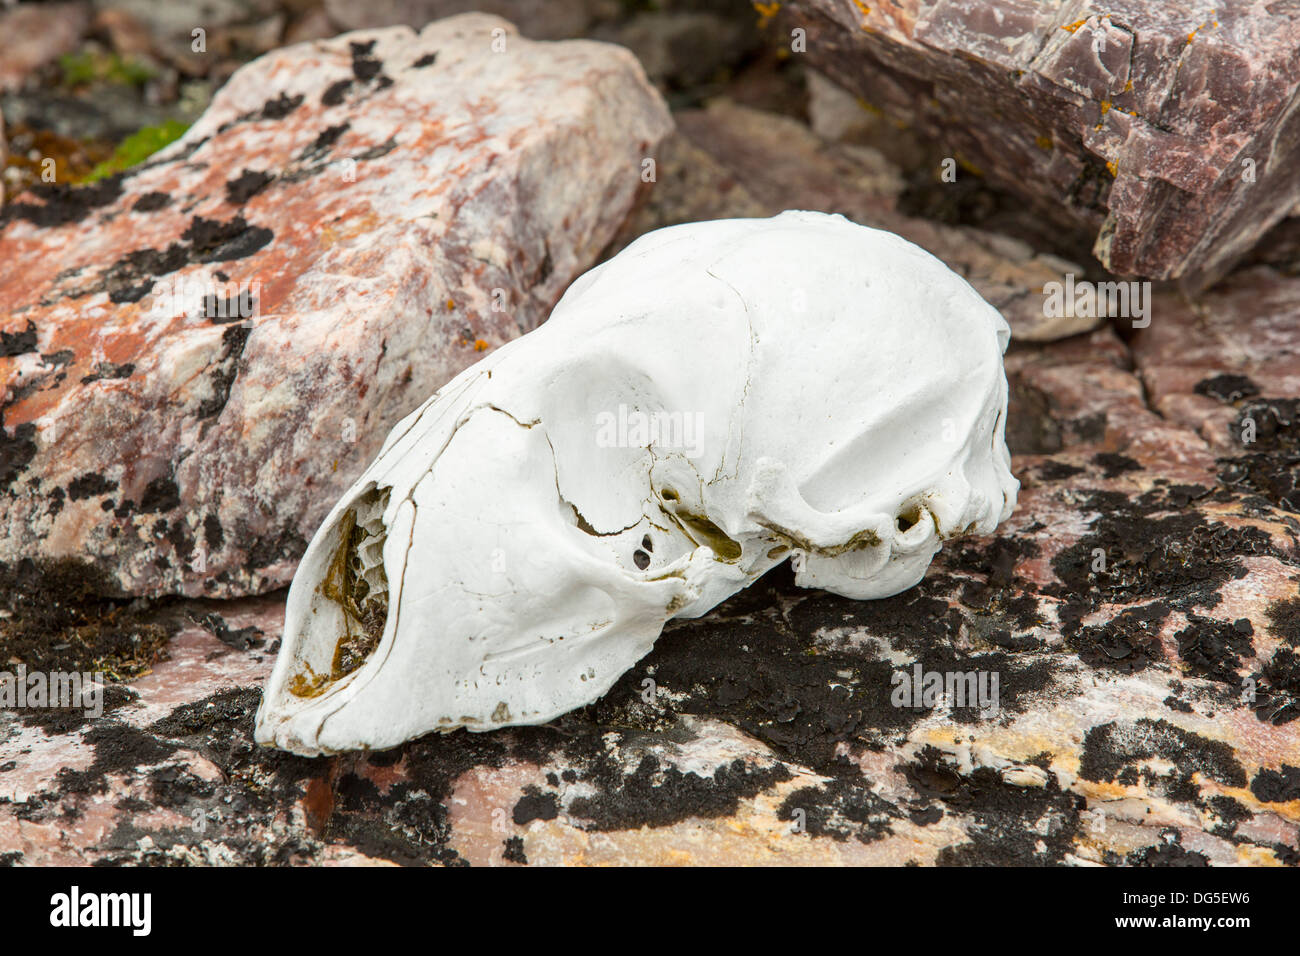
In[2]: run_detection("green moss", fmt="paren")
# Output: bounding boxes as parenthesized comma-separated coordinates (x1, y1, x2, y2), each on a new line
(81, 120, 189, 182)
(59, 50, 156, 88)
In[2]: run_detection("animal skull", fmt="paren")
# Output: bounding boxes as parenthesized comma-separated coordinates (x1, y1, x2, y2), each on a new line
(255, 211, 1018, 755)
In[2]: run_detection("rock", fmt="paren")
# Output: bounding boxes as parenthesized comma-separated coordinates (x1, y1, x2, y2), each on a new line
(90, 6, 157, 60)
(209, 13, 287, 59)
(606, 130, 766, 252)
(0, 2, 92, 92)
(1132, 266, 1300, 464)
(0, 14, 672, 598)
(1, 84, 184, 145)
(284, 7, 338, 46)
(5, 304, 1298, 862)
(96, 0, 283, 74)
(3, 1, 1296, 869)
(805, 69, 874, 143)
(5, 63, 1297, 867)
(781, 0, 1300, 288)
(323, 0, 614, 41)
(0, 106, 5, 208)
(644, 98, 1096, 342)
(590, 11, 758, 93)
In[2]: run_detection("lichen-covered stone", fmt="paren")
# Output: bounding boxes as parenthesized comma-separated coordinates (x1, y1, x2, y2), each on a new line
(781, 0, 1300, 287)
(3, 274, 1296, 867)
(0, 14, 671, 598)
(1, 8, 1295, 867)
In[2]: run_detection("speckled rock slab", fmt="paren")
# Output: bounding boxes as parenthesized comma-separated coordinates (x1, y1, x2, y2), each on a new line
(0, 13, 671, 598)
(781, 0, 1300, 287)
(2, 304, 1296, 866)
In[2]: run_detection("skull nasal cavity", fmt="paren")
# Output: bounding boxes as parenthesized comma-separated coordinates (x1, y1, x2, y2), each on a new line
(896, 506, 923, 533)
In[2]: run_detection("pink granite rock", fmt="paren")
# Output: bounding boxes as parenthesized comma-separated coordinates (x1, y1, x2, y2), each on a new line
(781, 0, 1300, 288)
(0, 13, 672, 598)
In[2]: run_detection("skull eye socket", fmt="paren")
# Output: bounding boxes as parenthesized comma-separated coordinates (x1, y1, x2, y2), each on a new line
(633, 549, 651, 570)
(641, 534, 654, 552)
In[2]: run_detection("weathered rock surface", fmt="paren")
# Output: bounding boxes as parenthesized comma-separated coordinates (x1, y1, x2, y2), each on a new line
(0, 14, 672, 598)
(3, 134, 1297, 868)
(3, 299, 1297, 864)
(1132, 268, 1300, 457)
(782, 0, 1300, 288)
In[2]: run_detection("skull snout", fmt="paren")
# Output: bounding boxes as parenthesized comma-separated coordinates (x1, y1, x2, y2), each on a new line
(257, 409, 689, 754)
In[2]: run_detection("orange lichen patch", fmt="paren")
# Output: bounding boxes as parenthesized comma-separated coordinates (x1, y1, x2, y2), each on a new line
(752, 2, 781, 29)
(1061, 18, 1088, 33)
(852, 0, 871, 24)
(474, 339, 489, 351)
(1187, 17, 1220, 44)
(318, 211, 382, 249)
(1107, 160, 1118, 176)
(1100, 99, 1112, 114)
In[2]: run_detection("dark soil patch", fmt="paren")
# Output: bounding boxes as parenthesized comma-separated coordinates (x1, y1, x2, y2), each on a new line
(0, 558, 173, 680)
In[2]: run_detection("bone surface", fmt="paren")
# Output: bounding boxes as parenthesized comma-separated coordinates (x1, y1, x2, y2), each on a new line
(255, 210, 1019, 755)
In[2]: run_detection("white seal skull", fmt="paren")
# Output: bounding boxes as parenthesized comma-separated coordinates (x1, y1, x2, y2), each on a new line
(255, 211, 1018, 755)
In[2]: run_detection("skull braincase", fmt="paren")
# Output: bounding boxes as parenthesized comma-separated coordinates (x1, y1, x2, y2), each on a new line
(255, 211, 1018, 755)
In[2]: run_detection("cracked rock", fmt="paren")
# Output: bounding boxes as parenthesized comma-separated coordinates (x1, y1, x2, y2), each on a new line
(781, 0, 1300, 288)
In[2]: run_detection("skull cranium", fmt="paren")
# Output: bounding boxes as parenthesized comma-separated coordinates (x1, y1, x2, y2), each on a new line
(255, 211, 1018, 755)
